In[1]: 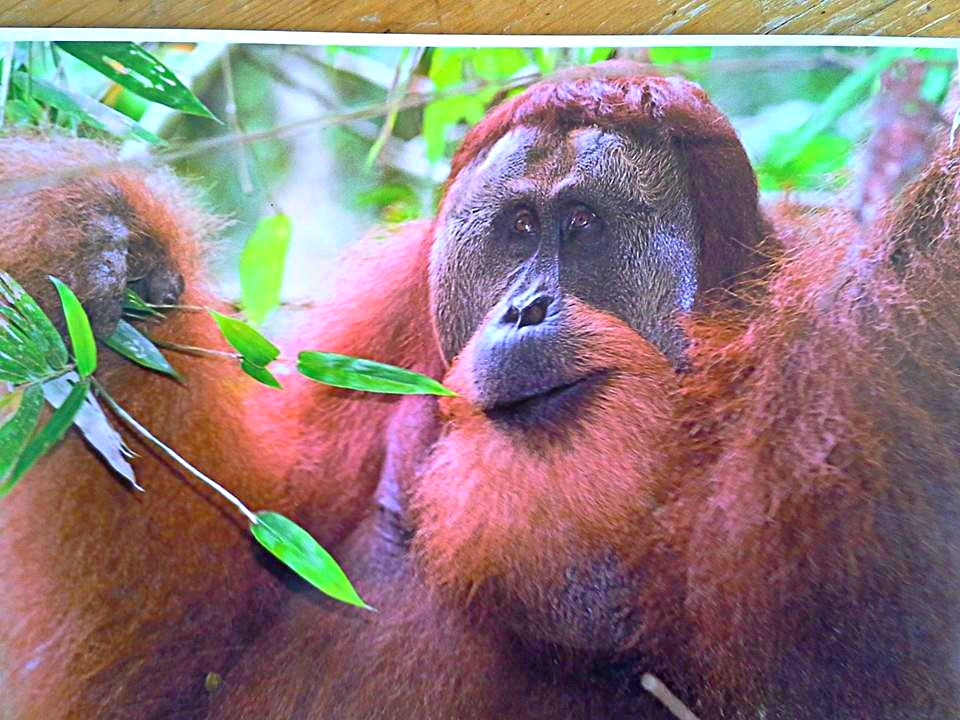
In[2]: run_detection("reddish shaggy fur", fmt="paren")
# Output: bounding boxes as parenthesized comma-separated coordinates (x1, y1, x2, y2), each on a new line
(1, 68, 959, 719)
(0, 137, 442, 718)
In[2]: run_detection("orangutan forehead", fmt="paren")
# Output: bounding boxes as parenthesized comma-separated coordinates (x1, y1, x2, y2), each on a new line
(452, 124, 678, 208)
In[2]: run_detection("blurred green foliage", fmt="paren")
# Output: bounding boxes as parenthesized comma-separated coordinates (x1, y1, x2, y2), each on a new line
(1, 41, 955, 290)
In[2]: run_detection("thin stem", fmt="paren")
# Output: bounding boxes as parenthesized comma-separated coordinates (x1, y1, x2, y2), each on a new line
(0, 42, 15, 129)
(93, 378, 259, 525)
(952, 49, 960, 147)
(220, 46, 254, 195)
(151, 339, 240, 360)
(146, 303, 208, 312)
(0, 71, 545, 199)
(641, 674, 701, 720)
(366, 47, 426, 169)
(17, 365, 76, 390)
(121, 313, 165, 325)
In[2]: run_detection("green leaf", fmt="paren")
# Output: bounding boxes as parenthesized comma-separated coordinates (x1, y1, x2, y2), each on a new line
(769, 47, 912, 170)
(297, 351, 456, 396)
(49, 277, 97, 377)
(240, 359, 282, 389)
(12, 72, 163, 144)
(54, 41, 219, 121)
(920, 63, 952, 104)
(210, 310, 282, 388)
(239, 214, 292, 326)
(0, 321, 45, 383)
(364, 47, 417, 169)
(587, 48, 616, 64)
(528, 48, 558, 75)
(0, 273, 69, 383)
(2, 378, 89, 497)
(355, 184, 422, 223)
(0, 385, 43, 487)
(422, 99, 463, 163)
(648, 46, 713, 64)
(759, 132, 852, 190)
(42, 373, 138, 488)
(122, 288, 165, 319)
(104, 320, 180, 380)
(110, 86, 151, 122)
(570, 47, 615, 65)
(423, 49, 491, 163)
(0, 307, 48, 379)
(429, 48, 466, 89)
(251, 511, 372, 610)
(471, 49, 530, 80)
(355, 184, 420, 210)
(0, 273, 68, 369)
(4, 97, 45, 125)
(209, 311, 279, 367)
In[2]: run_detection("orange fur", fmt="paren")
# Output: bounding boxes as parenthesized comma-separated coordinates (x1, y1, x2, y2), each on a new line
(1, 68, 959, 720)
(413, 300, 680, 646)
(0, 138, 442, 719)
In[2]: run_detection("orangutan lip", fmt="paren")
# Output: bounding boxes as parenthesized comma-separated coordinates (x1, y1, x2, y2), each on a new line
(485, 371, 610, 428)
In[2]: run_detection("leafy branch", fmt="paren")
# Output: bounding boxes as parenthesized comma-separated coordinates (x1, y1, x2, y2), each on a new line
(0, 268, 454, 611)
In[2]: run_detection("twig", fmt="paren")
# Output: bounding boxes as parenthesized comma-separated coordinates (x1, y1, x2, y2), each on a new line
(236, 46, 338, 110)
(366, 47, 426, 169)
(641, 673, 701, 720)
(220, 46, 253, 195)
(48, 41, 69, 89)
(146, 303, 209, 312)
(93, 377, 259, 525)
(0, 42, 15, 129)
(18, 366, 75, 390)
(951, 49, 960, 148)
(234, 48, 445, 180)
(150, 339, 240, 360)
(0, 71, 544, 198)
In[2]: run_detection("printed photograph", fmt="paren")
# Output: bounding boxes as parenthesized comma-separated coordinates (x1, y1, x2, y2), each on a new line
(0, 38, 958, 719)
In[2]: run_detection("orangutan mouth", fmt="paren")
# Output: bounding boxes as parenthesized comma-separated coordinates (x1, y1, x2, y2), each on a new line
(485, 371, 610, 429)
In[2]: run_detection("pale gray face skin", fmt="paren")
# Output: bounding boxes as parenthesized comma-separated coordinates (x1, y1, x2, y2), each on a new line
(429, 124, 700, 422)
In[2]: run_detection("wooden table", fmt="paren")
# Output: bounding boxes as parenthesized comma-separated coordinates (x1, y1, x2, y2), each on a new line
(0, 0, 958, 37)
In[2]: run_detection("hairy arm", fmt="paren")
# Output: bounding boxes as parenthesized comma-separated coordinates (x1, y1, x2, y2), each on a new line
(0, 137, 439, 719)
(685, 145, 960, 716)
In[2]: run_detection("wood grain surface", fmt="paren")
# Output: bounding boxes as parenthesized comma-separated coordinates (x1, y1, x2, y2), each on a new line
(0, 0, 958, 37)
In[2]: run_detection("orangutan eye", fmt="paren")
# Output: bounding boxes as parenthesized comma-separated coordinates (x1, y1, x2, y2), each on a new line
(512, 209, 538, 236)
(570, 206, 597, 231)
